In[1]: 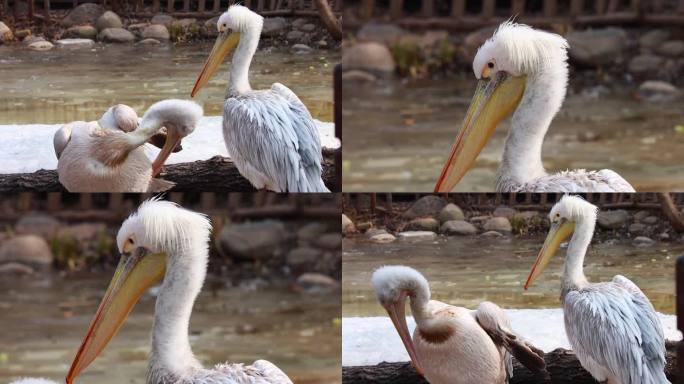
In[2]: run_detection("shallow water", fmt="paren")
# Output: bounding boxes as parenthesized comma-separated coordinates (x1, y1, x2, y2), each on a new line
(0, 273, 341, 383)
(342, 235, 680, 317)
(0, 43, 337, 124)
(342, 78, 684, 192)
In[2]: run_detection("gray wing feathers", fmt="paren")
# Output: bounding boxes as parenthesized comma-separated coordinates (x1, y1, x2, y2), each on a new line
(564, 281, 669, 384)
(503, 169, 635, 192)
(251, 360, 293, 384)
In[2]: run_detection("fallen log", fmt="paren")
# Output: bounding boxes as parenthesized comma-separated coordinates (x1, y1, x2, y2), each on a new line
(342, 344, 678, 384)
(0, 150, 339, 192)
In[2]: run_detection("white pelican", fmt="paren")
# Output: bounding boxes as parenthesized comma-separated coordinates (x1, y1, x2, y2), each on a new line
(191, 5, 330, 193)
(9, 379, 58, 384)
(372, 265, 546, 384)
(434, 22, 635, 192)
(55, 99, 203, 192)
(525, 195, 669, 383)
(65, 199, 293, 384)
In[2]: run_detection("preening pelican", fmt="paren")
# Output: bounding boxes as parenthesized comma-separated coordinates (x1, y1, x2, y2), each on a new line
(434, 22, 635, 193)
(66, 199, 292, 384)
(525, 195, 669, 384)
(372, 265, 546, 384)
(55, 100, 203, 192)
(191, 5, 330, 192)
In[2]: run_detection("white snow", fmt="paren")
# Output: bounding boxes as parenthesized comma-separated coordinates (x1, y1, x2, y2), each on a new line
(0, 116, 339, 174)
(342, 309, 681, 367)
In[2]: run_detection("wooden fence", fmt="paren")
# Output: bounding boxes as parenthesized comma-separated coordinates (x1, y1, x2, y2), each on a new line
(349, 0, 684, 30)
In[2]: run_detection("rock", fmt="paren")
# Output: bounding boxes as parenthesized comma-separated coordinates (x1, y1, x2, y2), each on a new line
(657, 40, 684, 57)
(514, 211, 539, 221)
(316, 233, 341, 250)
(357, 23, 406, 45)
(401, 196, 446, 219)
(298, 222, 328, 243)
(14, 29, 31, 39)
(365, 228, 388, 238)
(138, 38, 160, 45)
(597, 209, 629, 229)
(300, 23, 316, 33)
(637, 80, 680, 102)
(65, 25, 98, 39)
(95, 11, 123, 31)
(369, 233, 396, 243)
(356, 221, 371, 232)
(441, 220, 477, 236)
(294, 273, 339, 294)
(142, 24, 169, 41)
(566, 27, 627, 66)
(438, 203, 464, 223)
(342, 42, 395, 75)
(639, 29, 670, 51)
(291, 43, 313, 54)
(397, 231, 438, 241)
(342, 214, 355, 235)
(0, 262, 35, 276)
(215, 220, 286, 261)
(406, 217, 440, 232)
(99, 28, 135, 43)
(287, 247, 321, 265)
(286, 30, 304, 41)
(633, 236, 655, 247)
(469, 215, 490, 225)
(628, 54, 664, 75)
(151, 13, 175, 27)
(62, 3, 105, 27)
(642, 216, 660, 225)
(57, 223, 106, 242)
(262, 17, 287, 37)
(55, 38, 96, 48)
(481, 230, 504, 237)
(0, 21, 14, 43)
(341, 69, 377, 82)
(0, 235, 53, 268)
(28, 40, 54, 51)
(127, 22, 149, 36)
(634, 210, 650, 222)
(22, 35, 45, 45)
(483, 217, 512, 233)
(15, 213, 60, 238)
(291, 18, 308, 29)
(493, 206, 517, 219)
(628, 223, 647, 235)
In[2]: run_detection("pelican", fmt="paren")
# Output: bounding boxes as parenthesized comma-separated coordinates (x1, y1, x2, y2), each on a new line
(54, 99, 203, 192)
(65, 199, 293, 384)
(434, 22, 635, 192)
(372, 265, 546, 384)
(525, 195, 669, 383)
(191, 5, 330, 193)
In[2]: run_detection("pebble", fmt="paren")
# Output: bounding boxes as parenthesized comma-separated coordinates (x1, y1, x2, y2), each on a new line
(438, 203, 464, 223)
(291, 43, 313, 54)
(28, 40, 54, 51)
(397, 231, 438, 241)
(597, 210, 629, 229)
(483, 217, 512, 233)
(406, 217, 440, 232)
(55, 38, 96, 48)
(441, 220, 477, 236)
(481, 231, 504, 237)
(633, 236, 655, 247)
(369, 233, 396, 243)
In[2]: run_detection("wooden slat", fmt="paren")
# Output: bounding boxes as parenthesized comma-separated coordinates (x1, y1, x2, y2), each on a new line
(511, 0, 525, 16)
(422, 0, 434, 17)
(390, 0, 403, 19)
(198, 0, 205, 11)
(596, 0, 606, 14)
(482, 0, 495, 19)
(631, 0, 640, 12)
(570, 0, 584, 16)
(451, 0, 464, 18)
(153, 0, 160, 12)
(361, 0, 373, 18)
(257, 0, 264, 12)
(679, 0, 684, 13)
(183, 0, 189, 11)
(28, 0, 35, 19)
(607, 0, 619, 13)
(544, 0, 557, 17)
(167, 0, 173, 13)
(653, 0, 664, 12)
(213, 0, 220, 12)
(44, 0, 50, 24)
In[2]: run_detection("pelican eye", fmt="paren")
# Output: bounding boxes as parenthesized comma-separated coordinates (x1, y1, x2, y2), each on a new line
(487, 61, 494, 69)
(481, 60, 495, 78)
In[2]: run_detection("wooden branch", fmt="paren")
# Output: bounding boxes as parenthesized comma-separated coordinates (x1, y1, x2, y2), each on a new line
(0, 150, 339, 192)
(342, 345, 678, 384)
(658, 192, 684, 232)
(314, 0, 342, 39)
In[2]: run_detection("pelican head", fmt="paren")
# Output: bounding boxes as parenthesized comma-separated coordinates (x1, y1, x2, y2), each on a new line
(66, 199, 211, 383)
(372, 265, 428, 376)
(191, 5, 263, 97)
(435, 22, 569, 192)
(525, 195, 596, 289)
(99, 104, 139, 132)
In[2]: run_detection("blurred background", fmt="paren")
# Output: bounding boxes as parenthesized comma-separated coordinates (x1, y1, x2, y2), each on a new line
(341, 0, 684, 192)
(0, 192, 341, 384)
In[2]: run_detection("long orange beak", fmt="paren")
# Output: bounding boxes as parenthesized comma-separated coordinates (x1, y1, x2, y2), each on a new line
(151, 129, 181, 177)
(66, 247, 166, 383)
(191, 31, 241, 97)
(383, 293, 425, 376)
(434, 73, 526, 192)
(524, 219, 576, 290)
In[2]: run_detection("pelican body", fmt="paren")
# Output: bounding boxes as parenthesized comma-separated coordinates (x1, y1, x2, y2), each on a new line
(66, 199, 292, 384)
(525, 195, 669, 384)
(434, 22, 635, 193)
(55, 100, 203, 192)
(192, 5, 329, 192)
(372, 265, 545, 384)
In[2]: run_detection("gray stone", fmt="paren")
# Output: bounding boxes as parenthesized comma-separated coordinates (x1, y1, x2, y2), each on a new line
(287, 247, 321, 265)
(406, 217, 440, 232)
(0, 235, 53, 268)
(493, 206, 517, 219)
(0, 22, 14, 42)
(365, 228, 388, 238)
(634, 210, 650, 222)
(57, 223, 106, 242)
(62, 3, 105, 27)
(300, 23, 316, 32)
(628, 54, 664, 75)
(369, 233, 396, 243)
(0, 262, 35, 276)
(441, 220, 477, 236)
(55, 38, 95, 48)
(628, 223, 647, 235)
(438, 203, 464, 223)
(142, 24, 170, 41)
(65, 25, 98, 39)
(295, 273, 339, 294)
(597, 209, 629, 229)
(481, 230, 504, 237)
(138, 38, 160, 45)
(286, 30, 305, 41)
(342, 214, 355, 235)
(639, 29, 670, 50)
(633, 236, 655, 247)
(657, 40, 684, 57)
(28, 40, 54, 51)
(343, 42, 395, 74)
(95, 11, 122, 31)
(566, 27, 627, 66)
(291, 18, 308, 29)
(357, 23, 406, 45)
(215, 220, 286, 260)
(14, 29, 31, 39)
(262, 17, 287, 37)
(22, 35, 45, 45)
(642, 216, 660, 225)
(151, 14, 175, 27)
(291, 43, 313, 54)
(637, 80, 680, 102)
(397, 231, 438, 241)
(483, 217, 512, 233)
(401, 196, 446, 219)
(356, 221, 371, 232)
(316, 233, 341, 250)
(341, 69, 377, 82)
(298, 222, 328, 242)
(99, 28, 135, 43)
(15, 213, 60, 238)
